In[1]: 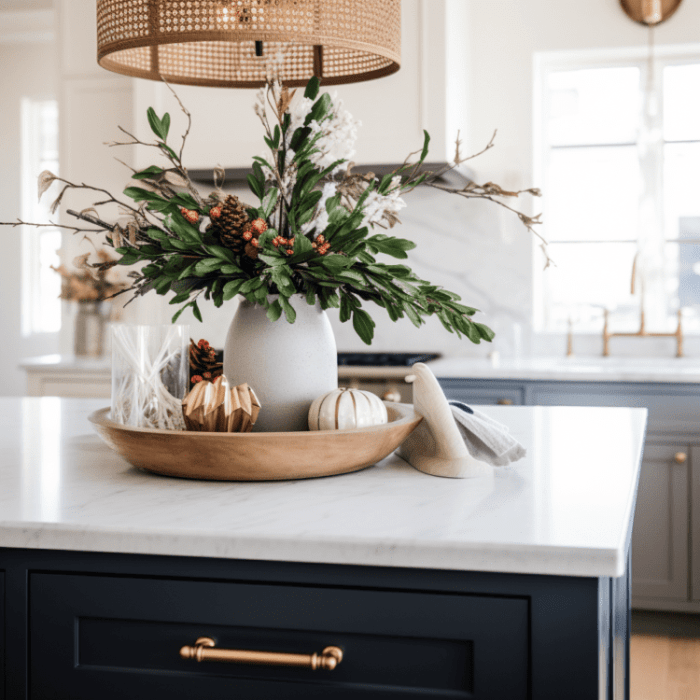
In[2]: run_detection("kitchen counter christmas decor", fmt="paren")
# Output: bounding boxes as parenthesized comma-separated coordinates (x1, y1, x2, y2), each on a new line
(2, 75, 544, 432)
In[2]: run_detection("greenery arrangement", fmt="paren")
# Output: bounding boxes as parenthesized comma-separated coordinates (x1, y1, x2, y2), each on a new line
(3, 77, 544, 345)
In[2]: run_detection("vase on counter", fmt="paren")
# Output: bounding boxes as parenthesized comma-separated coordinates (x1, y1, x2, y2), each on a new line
(74, 301, 107, 357)
(111, 324, 189, 431)
(223, 296, 337, 432)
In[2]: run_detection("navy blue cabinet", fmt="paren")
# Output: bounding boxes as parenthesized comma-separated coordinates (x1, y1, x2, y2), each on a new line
(0, 547, 627, 700)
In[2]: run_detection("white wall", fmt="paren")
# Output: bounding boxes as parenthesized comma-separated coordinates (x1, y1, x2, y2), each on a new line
(0, 37, 58, 395)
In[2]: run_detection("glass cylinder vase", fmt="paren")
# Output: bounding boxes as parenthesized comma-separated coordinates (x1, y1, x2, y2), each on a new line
(111, 324, 189, 430)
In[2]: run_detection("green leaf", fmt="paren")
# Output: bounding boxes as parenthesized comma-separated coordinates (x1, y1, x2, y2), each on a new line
(309, 92, 332, 124)
(266, 299, 283, 322)
(223, 279, 245, 300)
(420, 129, 431, 163)
(352, 308, 375, 345)
(247, 173, 264, 201)
(132, 165, 165, 180)
(270, 266, 295, 296)
(205, 245, 238, 265)
(123, 186, 164, 203)
(262, 187, 279, 218)
(147, 107, 163, 140)
(258, 254, 286, 267)
(160, 143, 179, 160)
(239, 277, 264, 294)
(161, 112, 171, 140)
(220, 264, 243, 275)
(171, 301, 193, 323)
(404, 303, 422, 328)
(474, 322, 495, 342)
(192, 300, 203, 322)
(279, 295, 297, 323)
(339, 294, 353, 323)
(304, 76, 321, 100)
(169, 291, 191, 305)
(194, 258, 222, 275)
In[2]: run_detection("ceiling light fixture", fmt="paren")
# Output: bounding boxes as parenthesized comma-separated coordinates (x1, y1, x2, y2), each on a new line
(96, 0, 401, 88)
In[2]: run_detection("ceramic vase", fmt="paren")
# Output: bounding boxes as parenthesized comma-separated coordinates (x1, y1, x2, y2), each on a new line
(223, 296, 338, 432)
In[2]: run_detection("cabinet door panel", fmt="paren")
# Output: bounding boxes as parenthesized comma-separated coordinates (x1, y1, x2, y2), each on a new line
(631, 443, 689, 601)
(30, 573, 529, 700)
(689, 446, 700, 601)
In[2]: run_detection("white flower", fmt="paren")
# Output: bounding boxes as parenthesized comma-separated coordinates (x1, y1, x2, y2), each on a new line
(301, 182, 337, 236)
(307, 94, 361, 174)
(361, 186, 407, 229)
(287, 96, 314, 136)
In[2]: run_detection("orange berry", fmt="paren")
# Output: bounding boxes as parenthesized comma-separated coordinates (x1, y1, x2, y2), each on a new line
(191, 375, 203, 384)
(209, 205, 222, 219)
(242, 230, 253, 241)
(251, 218, 268, 235)
(250, 238, 259, 247)
(180, 207, 200, 224)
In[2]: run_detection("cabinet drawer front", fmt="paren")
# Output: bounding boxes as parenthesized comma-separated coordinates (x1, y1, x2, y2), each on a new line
(31, 574, 528, 700)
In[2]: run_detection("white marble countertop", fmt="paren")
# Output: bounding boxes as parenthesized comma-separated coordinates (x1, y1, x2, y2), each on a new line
(0, 398, 645, 578)
(430, 356, 700, 383)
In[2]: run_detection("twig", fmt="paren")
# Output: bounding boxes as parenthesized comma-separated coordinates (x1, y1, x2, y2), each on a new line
(0, 218, 102, 235)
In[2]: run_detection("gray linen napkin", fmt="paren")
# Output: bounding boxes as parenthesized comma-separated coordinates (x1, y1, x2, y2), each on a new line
(448, 401, 526, 468)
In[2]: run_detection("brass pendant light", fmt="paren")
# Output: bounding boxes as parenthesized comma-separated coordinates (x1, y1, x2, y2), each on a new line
(619, 0, 683, 25)
(96, 0, 401, 88)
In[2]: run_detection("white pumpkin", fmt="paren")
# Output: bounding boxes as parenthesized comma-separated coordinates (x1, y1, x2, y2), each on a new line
(308, 388, 388, 431)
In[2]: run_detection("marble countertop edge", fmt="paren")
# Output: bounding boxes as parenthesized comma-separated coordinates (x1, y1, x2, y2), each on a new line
(0, 522, 624, 578)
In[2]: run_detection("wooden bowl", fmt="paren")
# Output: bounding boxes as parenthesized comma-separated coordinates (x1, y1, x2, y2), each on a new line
(88, 402, 422, 481)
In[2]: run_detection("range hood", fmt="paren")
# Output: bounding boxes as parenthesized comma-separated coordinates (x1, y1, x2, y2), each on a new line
(190, 162, 473, 190)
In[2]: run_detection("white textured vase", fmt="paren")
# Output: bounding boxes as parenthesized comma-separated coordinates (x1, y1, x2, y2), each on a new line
(223, 296, 338, 432)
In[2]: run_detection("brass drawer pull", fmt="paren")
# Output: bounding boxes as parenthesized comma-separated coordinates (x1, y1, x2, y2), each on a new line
(180, 637, 343, 670)
(674, 452, 688, 464)
(497, 399, 514, 406)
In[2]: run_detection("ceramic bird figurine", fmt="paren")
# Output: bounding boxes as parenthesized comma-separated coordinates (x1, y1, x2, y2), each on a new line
(398, 363, 492, 478)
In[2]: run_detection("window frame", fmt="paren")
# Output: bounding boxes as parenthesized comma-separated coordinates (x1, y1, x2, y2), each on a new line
(533, 43, 700, 334)
(20, 96, 61, 338)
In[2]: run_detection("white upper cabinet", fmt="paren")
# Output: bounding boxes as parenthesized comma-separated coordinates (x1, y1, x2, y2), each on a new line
(133, 0, 468, 171)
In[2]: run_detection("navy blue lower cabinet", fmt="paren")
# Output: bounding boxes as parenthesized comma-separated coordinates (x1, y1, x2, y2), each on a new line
(0, 547, 628, 700)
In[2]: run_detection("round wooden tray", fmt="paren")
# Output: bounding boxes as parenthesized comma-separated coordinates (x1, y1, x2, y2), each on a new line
(88, 402, 422, 481)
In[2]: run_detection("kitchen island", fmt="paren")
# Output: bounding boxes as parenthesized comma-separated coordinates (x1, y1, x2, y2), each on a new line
(0, 398, 645, 699)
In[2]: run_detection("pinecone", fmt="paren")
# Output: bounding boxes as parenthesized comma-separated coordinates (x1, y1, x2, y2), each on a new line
(189, 338, 223, 385)
(210, 194, 249, 251)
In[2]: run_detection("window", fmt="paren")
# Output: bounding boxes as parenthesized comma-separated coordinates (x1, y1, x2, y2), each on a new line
(536, 49, 700, 333)
(21, 98, 60, 335)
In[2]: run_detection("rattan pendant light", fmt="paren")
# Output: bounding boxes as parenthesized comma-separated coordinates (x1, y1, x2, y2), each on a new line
(96, 0, 401, 88)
